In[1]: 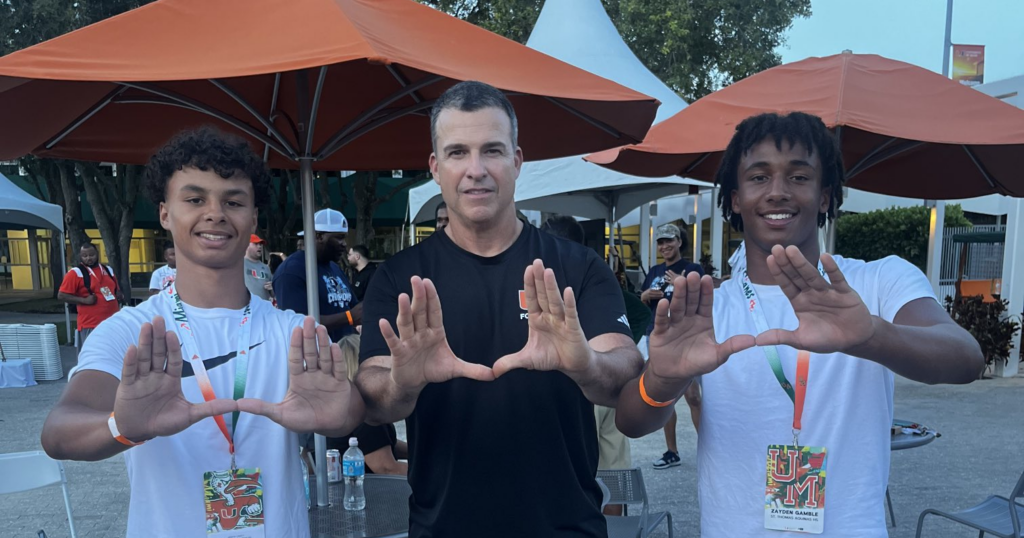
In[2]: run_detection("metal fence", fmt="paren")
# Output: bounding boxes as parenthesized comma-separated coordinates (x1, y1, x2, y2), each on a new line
(938, 224, 1005, 301)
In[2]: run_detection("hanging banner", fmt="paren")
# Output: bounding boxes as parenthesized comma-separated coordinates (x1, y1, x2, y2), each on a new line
(952, 44, 985, 86)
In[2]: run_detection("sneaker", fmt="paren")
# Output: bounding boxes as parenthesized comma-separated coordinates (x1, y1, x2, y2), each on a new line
(652, 450, 681, 469)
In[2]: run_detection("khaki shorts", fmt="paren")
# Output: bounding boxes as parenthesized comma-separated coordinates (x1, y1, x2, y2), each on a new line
(594, 405, 631, 470)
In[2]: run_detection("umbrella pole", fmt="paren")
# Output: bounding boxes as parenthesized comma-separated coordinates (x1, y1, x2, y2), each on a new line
(299, 157, 330, 507)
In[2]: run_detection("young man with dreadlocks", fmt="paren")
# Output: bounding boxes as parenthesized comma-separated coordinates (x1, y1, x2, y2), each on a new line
(615, 112, 982, 537)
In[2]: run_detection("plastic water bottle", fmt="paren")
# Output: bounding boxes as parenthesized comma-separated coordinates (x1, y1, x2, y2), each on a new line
(343, 437, 366, 510)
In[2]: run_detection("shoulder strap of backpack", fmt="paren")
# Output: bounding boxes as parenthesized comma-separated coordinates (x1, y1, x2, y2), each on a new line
(104, 265, 119, 292)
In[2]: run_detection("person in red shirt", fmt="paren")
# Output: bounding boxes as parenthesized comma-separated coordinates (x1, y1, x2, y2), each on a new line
(58, 242, 122, 347)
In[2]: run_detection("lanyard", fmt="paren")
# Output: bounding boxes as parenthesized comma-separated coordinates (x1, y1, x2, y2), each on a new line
(164, 283, 252, 467)
(740, 265, 822, 445)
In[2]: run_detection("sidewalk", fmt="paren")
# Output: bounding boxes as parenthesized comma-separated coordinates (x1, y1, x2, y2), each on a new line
(1, 354, 1021, 537)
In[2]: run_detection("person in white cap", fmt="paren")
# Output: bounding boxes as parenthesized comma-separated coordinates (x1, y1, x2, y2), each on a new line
(272, 208, 362, 342)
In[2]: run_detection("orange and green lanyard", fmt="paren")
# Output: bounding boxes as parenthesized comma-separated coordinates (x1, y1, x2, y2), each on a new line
(740, 268, 819, 446)
(164, 283, 252, 469)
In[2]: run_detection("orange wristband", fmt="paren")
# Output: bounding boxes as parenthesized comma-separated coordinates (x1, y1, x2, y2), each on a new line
(639, 371, 677, 408)
(107, 412, 144, 447)
(345, 310, 354, 326)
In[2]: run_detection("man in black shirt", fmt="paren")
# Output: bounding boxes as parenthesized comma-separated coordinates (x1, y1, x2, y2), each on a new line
(356, 81, 644, 538)
(346, 244, 377, 302)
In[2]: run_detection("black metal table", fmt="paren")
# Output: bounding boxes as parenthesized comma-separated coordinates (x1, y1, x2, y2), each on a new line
(887, 420, 938, 527)
(309, 475, 411, 538)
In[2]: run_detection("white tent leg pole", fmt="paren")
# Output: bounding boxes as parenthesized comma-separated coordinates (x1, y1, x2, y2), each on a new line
(998, 198, 1022, 377)
(925, 200, 945, 297)
(61, 232, 71, 344)
(692, 195, 702, 262)
(639, 203, 651, 272)
(711, 187, 723, 278)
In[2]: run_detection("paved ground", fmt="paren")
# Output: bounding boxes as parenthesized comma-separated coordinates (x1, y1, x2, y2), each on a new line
(1, 345, 1021, 537)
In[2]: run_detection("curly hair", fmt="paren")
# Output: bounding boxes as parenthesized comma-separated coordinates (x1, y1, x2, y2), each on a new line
(144, 126, 272, 208)
(715, 112, 844, 231)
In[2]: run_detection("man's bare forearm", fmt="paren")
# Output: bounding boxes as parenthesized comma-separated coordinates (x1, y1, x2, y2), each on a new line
(615, 367, 691, 438)
(58, 292, 93, 306)
(354, 363, 422, 426)
(42, 403, 131, 461)
(848, 317, 983, 384)
(42, 371, 133, 461)
(321, 304, 364, 333)
(571, 344, 644, 407)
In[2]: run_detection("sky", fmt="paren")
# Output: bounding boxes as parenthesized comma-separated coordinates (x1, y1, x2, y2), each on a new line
(778, 0, 1024, 83)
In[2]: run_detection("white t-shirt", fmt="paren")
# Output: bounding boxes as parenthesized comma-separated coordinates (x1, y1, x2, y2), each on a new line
(698, 255, 934, 537)
(149, 265, 176, 292)
(71, 294, 309, 538)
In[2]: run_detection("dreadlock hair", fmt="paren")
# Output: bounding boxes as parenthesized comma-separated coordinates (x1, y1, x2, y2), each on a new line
(715, 112, 844, 232)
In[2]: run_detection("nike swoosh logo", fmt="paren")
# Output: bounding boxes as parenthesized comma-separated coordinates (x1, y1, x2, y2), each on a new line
(180, 341, 265, 378)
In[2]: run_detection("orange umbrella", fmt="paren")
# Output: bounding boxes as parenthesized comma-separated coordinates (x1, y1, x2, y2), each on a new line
(587, 52, 1024, 199)
(0, 0, 659, 502)
(0, 0, 657, 170)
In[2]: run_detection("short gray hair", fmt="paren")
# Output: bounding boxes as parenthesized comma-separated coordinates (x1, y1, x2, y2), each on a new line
(430, 81, 518, 152)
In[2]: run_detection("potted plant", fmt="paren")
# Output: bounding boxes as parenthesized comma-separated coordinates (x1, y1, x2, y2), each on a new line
(944, 295, 1021, 378)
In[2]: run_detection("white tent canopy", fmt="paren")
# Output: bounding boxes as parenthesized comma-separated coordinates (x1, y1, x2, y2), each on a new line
(409, 0, 697, 224)
(408, 167, 708, 225)
(0, 172, 63, 232)
(0, 171, 72, 343)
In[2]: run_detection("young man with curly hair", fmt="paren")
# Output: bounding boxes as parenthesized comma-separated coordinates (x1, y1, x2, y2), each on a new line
(616, 112, 983, 537)
(41, 126, 365, 538)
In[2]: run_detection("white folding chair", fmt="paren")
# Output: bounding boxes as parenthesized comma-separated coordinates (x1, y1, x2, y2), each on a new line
(0, 451, 77, 538)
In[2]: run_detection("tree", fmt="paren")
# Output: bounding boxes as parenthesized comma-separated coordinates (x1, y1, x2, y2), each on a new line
(351, 172, 429, 247)
(263, 170, 303, 255)
(836, 205, 973, 272)
(15, 157, 88, 296)
(2, 0, 155, 297)
(74, 163, 142, 300)
(419, 0, 810, 102)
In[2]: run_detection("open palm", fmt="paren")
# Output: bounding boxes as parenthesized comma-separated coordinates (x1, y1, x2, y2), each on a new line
(113, 316, 237, 443)
(237, 317, 356, 433)
(754, 245, 875, 353)
(380, 276, 494, 390)
(647, 272, 755, 382)
(492, 260, 593, 378)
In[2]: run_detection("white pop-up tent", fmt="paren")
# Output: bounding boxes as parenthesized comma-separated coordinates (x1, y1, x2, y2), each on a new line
(0, 172, 63, 232)
(0, 172, 72, 342)
(408, 0, 716, 268)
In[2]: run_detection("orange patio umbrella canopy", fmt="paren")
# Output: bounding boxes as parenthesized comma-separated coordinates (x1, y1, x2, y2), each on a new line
(0, 0, 660, 500)
(587, 52, 1024, 199)
(0, 0, 658, 171)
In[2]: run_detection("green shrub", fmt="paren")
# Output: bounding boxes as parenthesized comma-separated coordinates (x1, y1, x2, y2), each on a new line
(944, 295, 1021, 372)
(836, 204, 971, 271)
